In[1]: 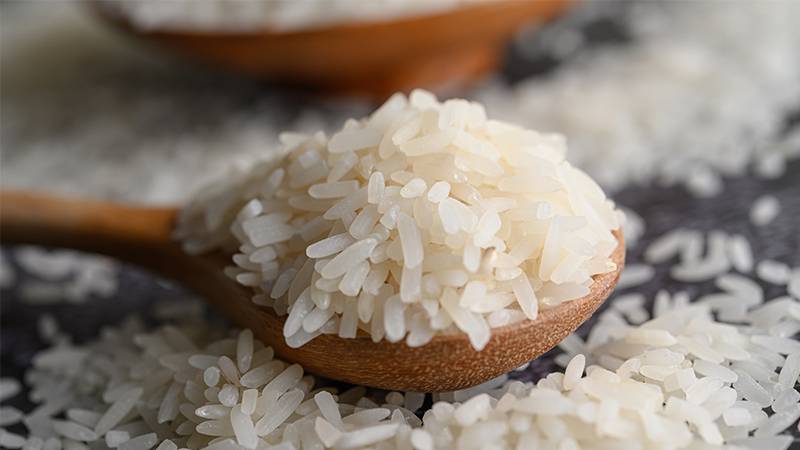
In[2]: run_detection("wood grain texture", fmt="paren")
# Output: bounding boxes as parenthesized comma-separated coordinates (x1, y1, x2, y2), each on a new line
(89, 0, 573, 98)
(0, 190, 623, 391)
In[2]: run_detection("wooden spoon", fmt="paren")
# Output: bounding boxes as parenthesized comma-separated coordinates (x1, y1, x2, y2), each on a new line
(0, 190, 623, 392)
(89, 0, 573, 98)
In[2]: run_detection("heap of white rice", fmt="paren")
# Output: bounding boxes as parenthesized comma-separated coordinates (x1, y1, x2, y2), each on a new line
(176, 90, 620, 350)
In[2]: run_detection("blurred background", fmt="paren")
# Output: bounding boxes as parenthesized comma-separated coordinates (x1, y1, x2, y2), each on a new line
(3, 0, 798, 202)
(1, 0, 799, 445)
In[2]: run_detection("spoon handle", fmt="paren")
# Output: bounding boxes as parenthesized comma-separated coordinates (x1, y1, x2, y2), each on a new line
(0, 190, 181, 262)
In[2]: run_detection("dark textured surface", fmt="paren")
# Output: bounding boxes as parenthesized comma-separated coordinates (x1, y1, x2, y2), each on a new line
(1, 2, 800, 446)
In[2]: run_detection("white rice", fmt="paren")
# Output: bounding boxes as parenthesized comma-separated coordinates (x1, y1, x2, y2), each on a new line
(3, 2, 800, 448)
(780, 354, 800, 390)
(105, 430, 131, 448)
(94, 388, 143, 436)
(788, 271, 800, 300)
(480, 2, 800, 195)
(0, 430, 27, 449)
(616, 264, 655, 289)
(0, 379, 21, 403)
(644, 229, 689, 264)
(177, 91, 620, 350)
(618, 206, 645, 248)
(562, 354, 585, 391)
(772, 389, 800, 414)
(7, 224, 800, 449)
(52, 421, 98, 442)
(670, 231, 731, 282)
(0, 407, 23, 427)
(9, 248, 119, 306)
(118, 433, 157, 450)
(750, 195, 781, 227)
(727, 234, 754, 273)
(756, 260, 792, 285)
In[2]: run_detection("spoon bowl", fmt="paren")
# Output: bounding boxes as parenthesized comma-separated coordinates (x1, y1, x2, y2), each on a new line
(0, 190, 623, 392)
(89, 0, 573, 98)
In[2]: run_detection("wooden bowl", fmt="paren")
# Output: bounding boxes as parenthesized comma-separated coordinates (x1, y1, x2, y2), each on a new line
(89, 0, 573, 98)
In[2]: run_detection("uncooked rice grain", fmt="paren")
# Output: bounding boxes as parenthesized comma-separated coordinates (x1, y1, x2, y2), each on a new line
(616, 264, 655, 289)
(750, 195, 781, 226)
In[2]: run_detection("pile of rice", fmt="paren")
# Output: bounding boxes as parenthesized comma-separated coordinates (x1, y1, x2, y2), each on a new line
(176, 90, 620, 350)
(1, 228, 799, 449)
